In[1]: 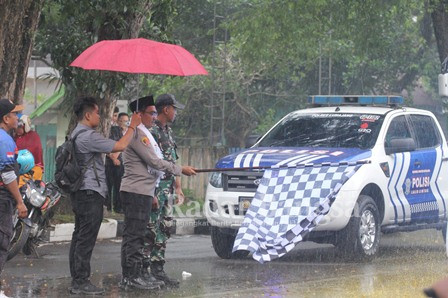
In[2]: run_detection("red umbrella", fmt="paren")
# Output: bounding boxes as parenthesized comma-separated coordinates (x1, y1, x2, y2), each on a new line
(70, 38, 208, 76)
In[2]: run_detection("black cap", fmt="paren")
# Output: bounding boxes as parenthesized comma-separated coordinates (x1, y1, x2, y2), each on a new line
(0, 98, 24, 119)
(155, 94, 185, 110)
(129, 95, 155, 113)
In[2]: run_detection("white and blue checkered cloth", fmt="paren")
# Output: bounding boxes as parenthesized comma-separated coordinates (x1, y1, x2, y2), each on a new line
(232, 162, 363, 263)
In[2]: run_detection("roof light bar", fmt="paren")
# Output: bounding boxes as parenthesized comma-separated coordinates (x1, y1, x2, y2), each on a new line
(307, 95, 404, 106)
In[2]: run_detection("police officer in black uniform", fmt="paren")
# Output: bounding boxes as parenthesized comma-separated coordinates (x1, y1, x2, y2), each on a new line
(119, 96, 196, 291)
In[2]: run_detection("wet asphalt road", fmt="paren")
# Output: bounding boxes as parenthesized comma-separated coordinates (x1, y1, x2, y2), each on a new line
(2, 230, 448, 297)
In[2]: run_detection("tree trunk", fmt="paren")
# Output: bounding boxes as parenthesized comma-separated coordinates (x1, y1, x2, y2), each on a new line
(70, 1, 153, 137)
(0, 0, 44, 103)
(431, 0, 448, 63)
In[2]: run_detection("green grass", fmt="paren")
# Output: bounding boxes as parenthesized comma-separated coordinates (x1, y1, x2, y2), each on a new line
(51, 213, 75, 224)
(52, 212, 124, 224)
(51, 188, 204, 222)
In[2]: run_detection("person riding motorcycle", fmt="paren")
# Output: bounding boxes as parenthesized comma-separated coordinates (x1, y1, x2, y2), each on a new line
(14, 115, 44, 181)
(16, 149, 36, 188)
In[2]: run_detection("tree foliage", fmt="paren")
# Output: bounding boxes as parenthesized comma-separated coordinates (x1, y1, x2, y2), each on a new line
(34, 0, 176, 134)
(31, 0, 443, 146)
(229, 0, 436, 95)
(165, 0, 440, 146)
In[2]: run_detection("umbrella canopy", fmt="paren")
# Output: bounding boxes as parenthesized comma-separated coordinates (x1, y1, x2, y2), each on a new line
(70, 38, 208, 76)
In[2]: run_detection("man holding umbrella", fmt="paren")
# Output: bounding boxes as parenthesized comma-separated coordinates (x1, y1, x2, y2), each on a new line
(119, 95, 196, 291)
(69, 96, 141, 295)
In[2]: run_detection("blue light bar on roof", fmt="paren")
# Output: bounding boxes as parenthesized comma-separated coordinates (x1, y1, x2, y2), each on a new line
(308, 95, 404, 106)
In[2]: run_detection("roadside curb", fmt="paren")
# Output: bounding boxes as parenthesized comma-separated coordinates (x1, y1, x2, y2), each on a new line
(50, 217, 210, 242)
(115, 217, 210, 237)
(49, 218, 118, 242)
(174, 217, 210, 235)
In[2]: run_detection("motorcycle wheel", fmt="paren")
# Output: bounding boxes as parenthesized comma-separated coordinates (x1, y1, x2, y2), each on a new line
(7, 220, 31, 261)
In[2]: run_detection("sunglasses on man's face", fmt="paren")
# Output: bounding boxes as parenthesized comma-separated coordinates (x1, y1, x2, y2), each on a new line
(143, 111, 158, 116)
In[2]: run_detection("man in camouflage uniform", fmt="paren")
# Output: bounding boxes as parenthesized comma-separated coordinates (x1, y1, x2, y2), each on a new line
(143, 94, 185, 287)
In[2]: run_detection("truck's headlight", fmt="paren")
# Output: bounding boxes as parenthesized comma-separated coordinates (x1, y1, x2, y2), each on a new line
(209, 172, 222, 188)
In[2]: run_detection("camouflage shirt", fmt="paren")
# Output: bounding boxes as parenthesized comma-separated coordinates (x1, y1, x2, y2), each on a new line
(150, 120, 178, 179)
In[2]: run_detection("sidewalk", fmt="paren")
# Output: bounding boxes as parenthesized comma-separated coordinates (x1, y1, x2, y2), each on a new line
(49, 217, 210, 242)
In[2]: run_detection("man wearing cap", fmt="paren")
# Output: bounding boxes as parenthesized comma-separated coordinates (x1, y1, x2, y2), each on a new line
(119, 95, 196, 291)
(0, 99, 28, 293)
(142, 94, 185, 286)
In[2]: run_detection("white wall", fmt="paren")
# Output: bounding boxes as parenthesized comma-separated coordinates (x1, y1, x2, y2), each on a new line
(25, 65, 60, 116)
(116, 99, 129, 114)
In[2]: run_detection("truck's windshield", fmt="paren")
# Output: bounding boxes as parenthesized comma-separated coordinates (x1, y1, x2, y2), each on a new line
(257, 113, 384, 149)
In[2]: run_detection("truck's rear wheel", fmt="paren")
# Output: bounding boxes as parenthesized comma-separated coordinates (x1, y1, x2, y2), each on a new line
(211, 226, 248, 259)
(336, 195, 380, 260)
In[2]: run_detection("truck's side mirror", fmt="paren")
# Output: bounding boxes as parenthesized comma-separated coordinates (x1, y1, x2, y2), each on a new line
(245, 134, 261, 148)
(385, 138, 416, 155)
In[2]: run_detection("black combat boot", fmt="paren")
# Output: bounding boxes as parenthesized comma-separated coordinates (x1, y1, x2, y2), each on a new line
(141, 262, 165, 288)
(151, 261, 179, 287)
(119, 265, 161, 291)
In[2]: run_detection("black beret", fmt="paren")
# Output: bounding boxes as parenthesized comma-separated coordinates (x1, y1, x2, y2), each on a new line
(129, 95, 155, 112)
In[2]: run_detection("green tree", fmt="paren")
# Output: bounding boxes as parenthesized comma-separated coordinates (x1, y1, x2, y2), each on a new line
(167, 0, 441, 146)
(34, 0, 176, 135)
(229, 0, 436, 95)
(0, 0, 44, 102)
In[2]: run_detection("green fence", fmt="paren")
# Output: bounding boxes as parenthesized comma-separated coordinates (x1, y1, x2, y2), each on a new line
(35, 124, 57, 182)
(43, 146, 56, 182)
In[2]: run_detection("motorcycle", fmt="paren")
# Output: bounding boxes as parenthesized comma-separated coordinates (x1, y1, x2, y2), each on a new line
(7, 176, 62, 260)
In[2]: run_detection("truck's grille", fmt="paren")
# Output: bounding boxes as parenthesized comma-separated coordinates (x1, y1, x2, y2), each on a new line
(223, 171, 264, 192)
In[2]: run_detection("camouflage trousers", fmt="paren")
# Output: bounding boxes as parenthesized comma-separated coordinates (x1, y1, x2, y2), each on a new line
(143, 178, 174, 264)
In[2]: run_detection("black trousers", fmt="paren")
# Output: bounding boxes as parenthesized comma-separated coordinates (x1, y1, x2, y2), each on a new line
(120, 191, 152, 277)
(69, 190, 104, 284)
(0, 198, 13, 277)
(105, 160, 124, 212)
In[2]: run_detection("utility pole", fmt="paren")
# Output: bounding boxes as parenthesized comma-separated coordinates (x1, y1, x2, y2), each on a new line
(318, 33, 333, 95)
(210, 1, 228, 146)
(210, 3, 217, 145)
(318, 44, 332, 95)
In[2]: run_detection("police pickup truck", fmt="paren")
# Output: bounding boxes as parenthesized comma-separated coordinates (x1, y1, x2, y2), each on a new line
(205, 95, 448, 259)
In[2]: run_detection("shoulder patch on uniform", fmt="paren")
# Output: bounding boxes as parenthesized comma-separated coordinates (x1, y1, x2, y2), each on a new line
(141, 137, 150, 146)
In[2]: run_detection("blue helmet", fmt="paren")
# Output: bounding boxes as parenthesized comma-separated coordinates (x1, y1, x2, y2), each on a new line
(17, 149, 35, 175)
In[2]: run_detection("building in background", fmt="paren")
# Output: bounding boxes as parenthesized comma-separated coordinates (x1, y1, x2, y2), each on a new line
(26, 57, 128, 182)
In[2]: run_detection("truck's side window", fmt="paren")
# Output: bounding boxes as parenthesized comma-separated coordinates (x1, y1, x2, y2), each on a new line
(384, 115, 412, 147)
(409, 114, 441, 149)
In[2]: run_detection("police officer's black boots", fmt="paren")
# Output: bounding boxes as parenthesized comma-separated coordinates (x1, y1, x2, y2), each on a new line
(141, 260, 165, 288)
(119, 265, 161, 291)
(151, 261, 180, 287)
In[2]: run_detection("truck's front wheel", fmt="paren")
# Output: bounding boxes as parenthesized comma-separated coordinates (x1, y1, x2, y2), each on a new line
(336, 195, 380, 260)
(211, 226, 248, 259)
